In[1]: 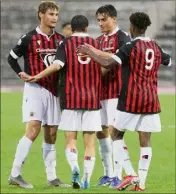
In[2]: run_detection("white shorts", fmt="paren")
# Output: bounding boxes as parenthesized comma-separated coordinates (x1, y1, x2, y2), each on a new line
(59, 109, 102, 131)
(100, 98, 118, 127)
(22, 83, 61, 126)
(114, 110, 161, 132)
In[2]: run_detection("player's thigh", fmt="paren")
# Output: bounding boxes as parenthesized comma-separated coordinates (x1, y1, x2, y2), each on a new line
(22, 83, 44, 123)
(136, 114, 161, 132)
(114, 110, 141, 132)
(82, 110, 102, 132)
(42, 90, 61, 126)
(59, 110, 82, 131)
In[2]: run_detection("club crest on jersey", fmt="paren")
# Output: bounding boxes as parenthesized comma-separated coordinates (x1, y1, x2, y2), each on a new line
(40, 53, 55, 67)
(37, 40, 41, 46)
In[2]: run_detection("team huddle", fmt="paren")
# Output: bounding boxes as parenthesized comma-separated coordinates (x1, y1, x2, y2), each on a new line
(7, 1, 171, 191)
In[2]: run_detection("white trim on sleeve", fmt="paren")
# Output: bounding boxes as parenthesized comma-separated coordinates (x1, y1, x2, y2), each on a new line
(53, 59, 65, 67)
(10, 50, 19, 59)
(111, 55, 122, 65)
(168, 58, 172, 67)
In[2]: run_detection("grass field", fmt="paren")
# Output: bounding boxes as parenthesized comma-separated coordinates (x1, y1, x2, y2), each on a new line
(1, 92, 175, 193)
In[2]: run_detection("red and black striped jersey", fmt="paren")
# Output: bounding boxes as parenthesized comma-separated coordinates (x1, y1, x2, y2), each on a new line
(113, 37, 171, 114)
(97, 28, 130, 100)
(9, 26, 64, 96)
(54, 33, 102, 110)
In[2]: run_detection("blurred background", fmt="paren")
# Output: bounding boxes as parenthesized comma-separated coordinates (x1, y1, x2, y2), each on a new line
(1, 0, 176, 89)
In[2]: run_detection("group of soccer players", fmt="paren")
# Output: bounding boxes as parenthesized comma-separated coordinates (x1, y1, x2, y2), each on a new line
(8, 1, 171, 191)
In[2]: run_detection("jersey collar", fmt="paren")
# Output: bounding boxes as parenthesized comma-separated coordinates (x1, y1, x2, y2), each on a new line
(72, 32, 89, 37)
(134, 36, 151, 41)
(36, 26, 55, 40)
(104, 26, 119, 37)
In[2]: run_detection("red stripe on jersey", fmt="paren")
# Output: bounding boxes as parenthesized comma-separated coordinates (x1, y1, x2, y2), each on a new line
(60, 36, 101, 110)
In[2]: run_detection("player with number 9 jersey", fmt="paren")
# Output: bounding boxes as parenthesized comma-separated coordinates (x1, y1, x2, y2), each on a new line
(76, 12, 171, 191)
(114, 37, 171, 114)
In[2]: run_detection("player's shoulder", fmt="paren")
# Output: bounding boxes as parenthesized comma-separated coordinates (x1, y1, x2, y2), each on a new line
(16, 29, 36, 46)
(117, 30, 130, 39)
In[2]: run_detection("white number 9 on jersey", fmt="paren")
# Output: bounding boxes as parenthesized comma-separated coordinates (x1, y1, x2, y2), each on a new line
(145, 48, 154, 70)
(78, 56, 91, 64)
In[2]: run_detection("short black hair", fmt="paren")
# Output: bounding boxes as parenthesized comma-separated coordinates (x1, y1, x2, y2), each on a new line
(96, 4, 117, 17)
(62, 22, 71, 29)
(71, 15, 89, 32)
(129, 12, 151, 30)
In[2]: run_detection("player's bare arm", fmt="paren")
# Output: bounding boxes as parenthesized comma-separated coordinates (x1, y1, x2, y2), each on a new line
(78, 43, 113, 59)
(27, 63, 62, 82)
(77, 45, 118, 69)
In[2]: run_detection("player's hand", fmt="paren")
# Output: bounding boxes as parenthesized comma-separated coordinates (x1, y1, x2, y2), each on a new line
(18, 72, 32, 82)
(76, 45, 90, 55)
(77, 53, 90, 58)
(84, 43, 100, 54)
(25, 76, 39, 83)
(84, 43, 94, 49)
